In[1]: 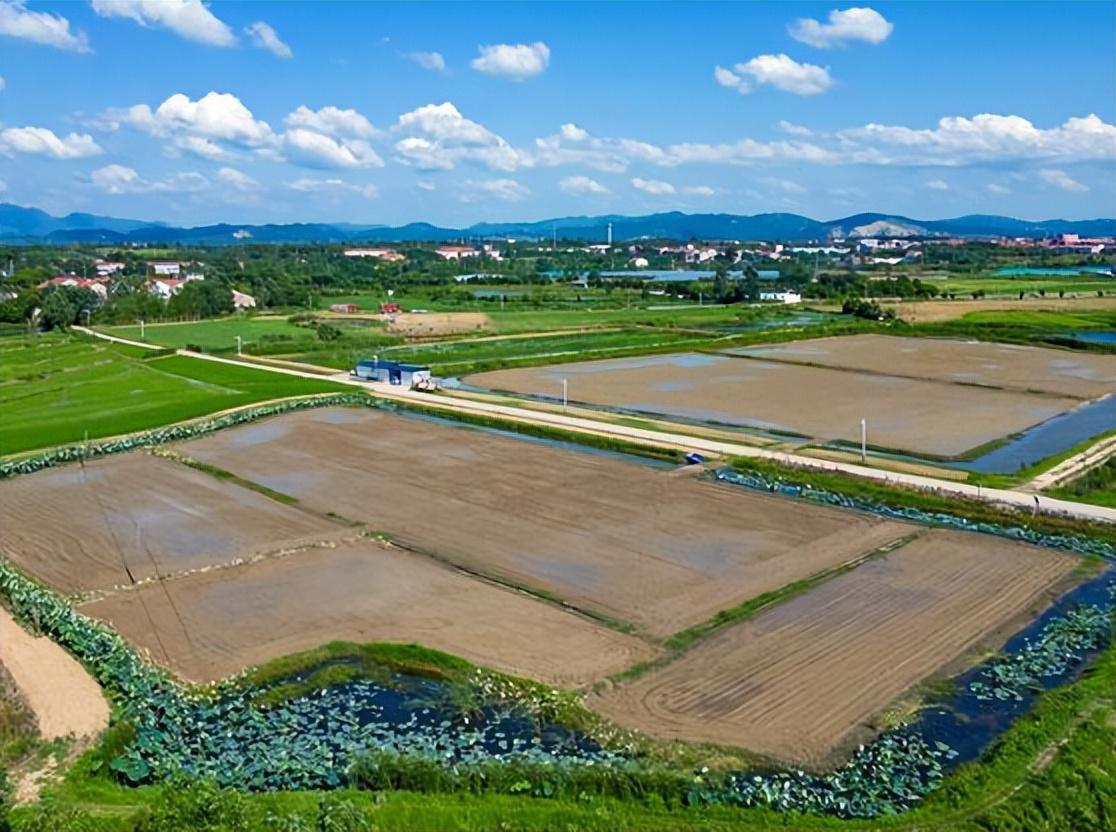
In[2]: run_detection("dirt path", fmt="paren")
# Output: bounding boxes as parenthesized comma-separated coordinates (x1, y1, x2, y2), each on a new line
(1026, 433, 1116, 491)
(0, 605, 108, 740)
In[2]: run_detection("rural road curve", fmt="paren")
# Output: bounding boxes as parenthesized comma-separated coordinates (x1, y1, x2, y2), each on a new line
(77, 327, 1116, 524)
(0, 606, 109, 740)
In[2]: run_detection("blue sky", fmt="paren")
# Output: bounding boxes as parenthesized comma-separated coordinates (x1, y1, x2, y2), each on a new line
(1, 1, 1113, 227)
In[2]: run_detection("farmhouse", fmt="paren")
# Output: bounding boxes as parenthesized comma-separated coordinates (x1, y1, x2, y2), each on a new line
(37, 275, 110, 300)
(148, 261, 182, 276)
(352, 359, 431, 387)
(343, 248, 405, 261)
(232, 290, 256, 310)
(434, 245, 480, 260)
(760, 290, 802, 304)
(329, 303, 360, 313)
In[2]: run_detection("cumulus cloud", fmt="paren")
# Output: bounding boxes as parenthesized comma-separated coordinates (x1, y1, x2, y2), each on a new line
(91, 0, 236, 47)
(0, 0, 91, 53)
(286, 177, 379, 199)
(841, 113, 1116, 165)
(245, 21, 291, 58)
(0, 179, 6, 192)
(789, 7, 893, 48)
(217, 166, 258, 191)
(631, 177, 676, 195)
(394, 101, 523, 171)
(284, 105, 378, 138)
(283, 128, 384, 169)
(682, 185, 716, 196)
(407, 51, 445, 71)
(559, 175, 608, 195)
(0, 126, 102, 159)
(1038, 168, 1088, 192)
(986, 183, 1010, 194)
(926, 179, 949, 191)
(91, 164, 209, 194)
(463, 178, 530, 202)
(113, 91, 275, 146)
(715, 54, 833, 96)
(470, 42, 549, 80)
(0, 76, 5, 91)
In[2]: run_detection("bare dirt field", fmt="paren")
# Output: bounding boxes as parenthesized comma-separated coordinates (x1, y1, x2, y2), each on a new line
(866, 297, 1116, 323)
(468, 354, 1078, 457)
(78, 539, 653, 686)
(728, 334, 1114, 399)
(385, 312, 490, 337)
(591, 530, 1077, 766)
(180, 407, 909, 637)
(0, 454, 343, 594)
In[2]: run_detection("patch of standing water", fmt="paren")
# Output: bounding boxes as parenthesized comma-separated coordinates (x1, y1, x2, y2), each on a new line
(955, 395, 1116, 474)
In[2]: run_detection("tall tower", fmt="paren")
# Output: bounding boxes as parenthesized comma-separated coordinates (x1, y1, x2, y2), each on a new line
(607, 222, 613, 246)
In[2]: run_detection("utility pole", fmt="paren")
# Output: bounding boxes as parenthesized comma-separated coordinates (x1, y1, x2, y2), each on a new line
(562, 378, 568, 411)
(860, 418, 867, 462)
(236, 335, 242, 356)
(140, 319, 145, 339)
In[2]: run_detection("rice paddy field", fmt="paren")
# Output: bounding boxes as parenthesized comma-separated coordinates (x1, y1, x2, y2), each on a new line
(0, 404, 1096, 772)
(467, 334, 1115, 459)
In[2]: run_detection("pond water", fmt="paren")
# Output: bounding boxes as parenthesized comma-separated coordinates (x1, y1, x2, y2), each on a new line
(1057, 330, 1116, 346)
(992, 266, 1115, 276)
(957, 395, 1116, 474)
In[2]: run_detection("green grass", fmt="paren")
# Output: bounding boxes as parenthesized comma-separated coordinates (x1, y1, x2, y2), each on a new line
(1048, 456, 1116, 509)
(952, 309, 1116, 329)
(103, 316, 311, 352)
(0, 335, 348, 456)
(921, 276, 1115, 297)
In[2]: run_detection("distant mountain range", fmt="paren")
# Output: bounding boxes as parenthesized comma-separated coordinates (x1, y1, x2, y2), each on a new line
(0, 203, 1112, 246)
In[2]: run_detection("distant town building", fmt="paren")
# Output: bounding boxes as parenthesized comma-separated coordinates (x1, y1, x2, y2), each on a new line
(95, 260, 125, 276)
(37, 275, 110, 300)
(232, 290, 256, 310)
(352, 359, 431, 387)
(148, 261, 182, 276)
(330, 303, 360, 313)
(760, 290, 802, 304)
(343, 247, 405, 261)
(434, 245, 480, 260)
(629, 256, 649, 268)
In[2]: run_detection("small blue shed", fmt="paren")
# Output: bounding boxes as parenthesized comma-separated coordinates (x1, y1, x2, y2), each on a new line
(353, 359, 432, 387)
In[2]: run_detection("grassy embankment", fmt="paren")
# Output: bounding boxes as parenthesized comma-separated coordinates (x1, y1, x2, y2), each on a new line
(1048, 457, 1116, 509)
(0, 334, 347, 456)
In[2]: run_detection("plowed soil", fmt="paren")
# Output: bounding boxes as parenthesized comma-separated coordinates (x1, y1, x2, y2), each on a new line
(180, 407, 909, 637)
(0, 454, 343, 594)
(728, 334, 1115, 399)
(591, 530, 1077, 766)
(79, 539, 653, 686)
(468, 353, 1078, 457)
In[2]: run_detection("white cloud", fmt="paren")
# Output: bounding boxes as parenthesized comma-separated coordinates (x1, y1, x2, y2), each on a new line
(466, 178, 530, 201)
(777, 120, 813, 137)
(926, 179, 949, 191)
(841, 113, 1116, 165)
(286, 177, 379, 199)
(245, 21, 291, 58)
(559, 175, 608, 195)
(470, 42, 549, 80)
(114, 91, 275, 146)
(91, 164, 209, 194)
(91, 0, 235, 47)
(217, 167, 258, 191)
(284, 105, 378, 138)
(1038, 168, 1088, 192)
(417, 180, 436, 192)
(632, 177, 676, 195)
(0, 179, 6, 192)
(394, 101, 523, 171)
(170, 135, 235, 161)
(407, 51, 445, 71)
(283, 129, 384, 169)
(0, 126, 102, 159)
(986, 183, 1010, 194)
(0, 0, 91, 53)
(682, 185, 716, 196)
(715, 55, 833, 96)
(759, 176, 806, 194)
(0, 76, 5, 91)
(789, 7, 894, 48)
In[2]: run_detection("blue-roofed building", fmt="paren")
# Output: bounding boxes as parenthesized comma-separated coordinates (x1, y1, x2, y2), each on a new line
(353, 359, 432, 387)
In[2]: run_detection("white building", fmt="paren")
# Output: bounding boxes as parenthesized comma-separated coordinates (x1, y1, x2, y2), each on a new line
(149, 261, 182, 276)
(232, 290, 256, 310)
(343, 248, 405, 262)
(435, 245, 480, 260)
(760, 290, 802, 304)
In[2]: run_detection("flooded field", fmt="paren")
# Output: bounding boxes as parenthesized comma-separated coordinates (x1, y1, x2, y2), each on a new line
(0, 454, 344, 594)
(79, 539, 651, 685)
(468, 352, 1078, 457)
(726, 334, 1114, 399)
(592, 530, 1078, 766)
(180, 407, 909, 637)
